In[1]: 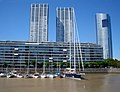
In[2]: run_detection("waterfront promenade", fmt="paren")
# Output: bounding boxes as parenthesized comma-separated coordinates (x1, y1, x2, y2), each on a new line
(1, 68, 120, 74)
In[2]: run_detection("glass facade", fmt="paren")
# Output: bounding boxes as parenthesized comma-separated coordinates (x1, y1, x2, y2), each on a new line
(56, 7, 74, 42)
(96, 13, 113, 59)
(30, 4, 48, 43)
(0, 41, 103, 63)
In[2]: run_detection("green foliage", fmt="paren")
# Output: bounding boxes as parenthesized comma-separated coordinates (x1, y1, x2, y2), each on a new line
(82, 58, 120, 68)
(31, 60, 36, 67)
(3, 62, 8, 68)
(24, 60, 31, 66)
(53, 62, 57, 68)
(23, 58, 120, 68)
(45, 61, 49, 68)
(38, 62, 43, 68)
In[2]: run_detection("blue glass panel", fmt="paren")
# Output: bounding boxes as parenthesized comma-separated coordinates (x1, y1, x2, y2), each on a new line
(102, 19, 108, 27)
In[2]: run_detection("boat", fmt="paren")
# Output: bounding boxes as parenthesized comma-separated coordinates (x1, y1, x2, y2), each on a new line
(64, 68, 81, 79)
(47, 72, 55, 78)
(63, 9, 85, 79)
(41, 56, 47, 78)
(54, 72, 63, 78)
(7, 73, 16, 78)
(0, 72, 7, 77)
(17, 73, 23, 78)
(24, 55, 33, 78)
(32, 73, 40, 78)
(7, 70, 17, 78)
(32, 55, 39, 78)
(41, 72, 47, 78)
(10, 70, 17, 77)
(24, 74, 33, 78)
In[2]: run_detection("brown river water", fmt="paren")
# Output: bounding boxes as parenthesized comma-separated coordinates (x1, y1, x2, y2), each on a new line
(0, 74, 120, 92)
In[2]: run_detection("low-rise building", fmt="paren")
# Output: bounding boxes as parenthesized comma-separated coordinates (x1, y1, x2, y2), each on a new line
(0, 41, 103, 63)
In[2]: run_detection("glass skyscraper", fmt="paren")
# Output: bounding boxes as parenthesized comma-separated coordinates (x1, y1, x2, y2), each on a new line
(96, 13, 113, 59)
(30, 4, 49, 43)
(56, 7, 74, 42)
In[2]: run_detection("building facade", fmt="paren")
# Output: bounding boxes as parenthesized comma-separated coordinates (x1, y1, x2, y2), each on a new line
(96, 13, 113, 59)
(0, 41, 103, 63)
(30, 4, 49, 43)
(56, 7, 74, 42)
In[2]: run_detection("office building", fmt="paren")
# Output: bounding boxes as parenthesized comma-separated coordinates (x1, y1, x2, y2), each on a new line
(96, 13, 113, 59)
(0, 41, 103, 63)
(56, 7, 74, 42)
(30, 4, 49, 43)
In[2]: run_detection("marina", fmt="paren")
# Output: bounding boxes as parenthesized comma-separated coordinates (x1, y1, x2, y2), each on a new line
(0, 1, 119, 92)
(0, 74, 120, 92)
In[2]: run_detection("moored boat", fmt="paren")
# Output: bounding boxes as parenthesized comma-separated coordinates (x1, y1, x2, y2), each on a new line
(32, 73, 40, 78)
(7, 74, 16, 78)
(41, 72, 47, 78)
(17, 73, 24, 78)
(0, 72, 7, 77)
(24, 74, 33, 78)
(47, 72, 55, 78)
(64, 68, 81, 79)
(54, 72, 63, 78)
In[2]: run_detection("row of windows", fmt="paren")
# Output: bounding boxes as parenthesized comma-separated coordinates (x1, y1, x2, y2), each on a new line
(32, 4, 48, 8)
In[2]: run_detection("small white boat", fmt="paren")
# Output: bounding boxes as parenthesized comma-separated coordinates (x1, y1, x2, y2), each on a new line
(10, 70, 17, 77)
(49, 74, 54, 78)
(0, 72, 7, 77)
(41, 72, 47, 78)
(7, 74, 16, 78)
(32, 73, 40, 78)
(24, 74, 33, 78)
(17, 73, 23, 78)
(47, 72, 55, 78)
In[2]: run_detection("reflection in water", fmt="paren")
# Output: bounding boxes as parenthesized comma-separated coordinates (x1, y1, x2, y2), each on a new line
(0, 74, 120, 92)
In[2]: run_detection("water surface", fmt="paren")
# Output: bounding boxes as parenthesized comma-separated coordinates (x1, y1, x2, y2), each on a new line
(0, 74, 120, 92)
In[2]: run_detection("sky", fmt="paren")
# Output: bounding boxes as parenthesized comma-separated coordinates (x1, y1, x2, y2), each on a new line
(0, 0, 119, 59)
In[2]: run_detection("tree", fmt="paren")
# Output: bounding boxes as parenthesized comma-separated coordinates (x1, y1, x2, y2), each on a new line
(3, 62, 8, 68)
(31, 60, 36, 67)
(45, 61, 49, 68)
(24, 60, 30, 67)
(53, 62, 57, 68)
(38, 62, 43, 68)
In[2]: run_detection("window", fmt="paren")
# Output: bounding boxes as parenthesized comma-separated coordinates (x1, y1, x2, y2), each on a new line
(102, 19, 108, 27)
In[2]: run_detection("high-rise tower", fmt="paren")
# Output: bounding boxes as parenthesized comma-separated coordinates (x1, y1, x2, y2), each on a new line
(30, 4, 48, 43)
(96, 13, 113, 59)
(56, 7, 74, 42)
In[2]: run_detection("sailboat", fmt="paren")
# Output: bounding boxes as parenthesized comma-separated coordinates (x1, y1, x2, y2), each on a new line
(33, 55, 40, 78)
(17, 55, 24, 78)
(41, 56, 47, 78)
(64, 9, 85, 79)
(47, 57, 55, 78)
(54, 59, 63, 78)
(24, 53, 33, 78)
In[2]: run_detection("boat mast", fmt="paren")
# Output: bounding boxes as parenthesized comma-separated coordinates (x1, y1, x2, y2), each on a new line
(43, 56, 45, 73)
(73, 9, 76, 70)
(74, 10, 84, 71)
(68, 8, 71, 70)
(35, 54, 37, 73)
(27, 46, 30, 74)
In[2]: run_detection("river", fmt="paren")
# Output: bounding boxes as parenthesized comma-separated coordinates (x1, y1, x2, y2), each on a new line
(0, 74, 120, 92)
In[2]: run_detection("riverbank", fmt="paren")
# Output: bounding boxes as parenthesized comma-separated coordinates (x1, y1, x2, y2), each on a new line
(83, 68, 120, 74)
(1, 68, 120, 74)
